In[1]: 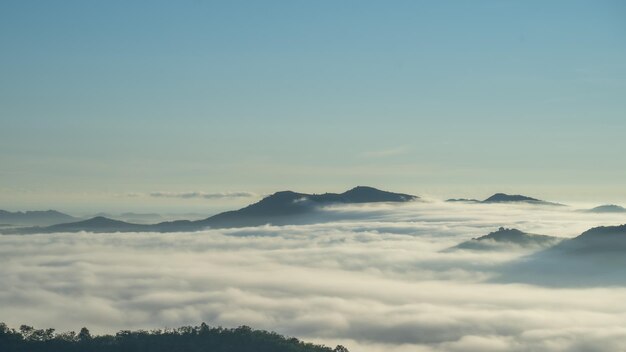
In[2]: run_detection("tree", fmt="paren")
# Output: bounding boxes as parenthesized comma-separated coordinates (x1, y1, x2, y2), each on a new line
(199, 322, 210, 335)
(78, 327, 92, 342)
(1, 322, 344, 352)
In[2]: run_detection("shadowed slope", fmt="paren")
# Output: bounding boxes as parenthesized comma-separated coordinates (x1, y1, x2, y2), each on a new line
(449, 227, 561, 251)
(497, 224, 626, 286)
(585, 204, 626, 213)
(482, 193, 564, 206)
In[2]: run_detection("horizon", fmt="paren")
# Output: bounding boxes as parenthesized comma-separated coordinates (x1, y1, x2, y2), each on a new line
(2, 185, 626, 216)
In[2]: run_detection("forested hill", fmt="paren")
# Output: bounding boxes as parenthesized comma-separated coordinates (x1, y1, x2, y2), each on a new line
(0, 323, 349, 352)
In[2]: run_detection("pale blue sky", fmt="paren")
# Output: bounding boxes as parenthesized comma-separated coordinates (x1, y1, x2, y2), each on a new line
(1, 1, 625, 213)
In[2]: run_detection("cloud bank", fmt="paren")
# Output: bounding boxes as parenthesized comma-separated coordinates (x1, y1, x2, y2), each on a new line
(1, 202, 626, 351)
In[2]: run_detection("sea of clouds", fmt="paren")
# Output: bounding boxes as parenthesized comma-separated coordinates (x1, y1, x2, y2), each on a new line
(2, 201, 626, 351)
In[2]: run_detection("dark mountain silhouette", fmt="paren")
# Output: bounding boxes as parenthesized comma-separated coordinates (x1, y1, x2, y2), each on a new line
(5, 186, 417, 234)
(481, 193, 563, 205)
(483, 193, 540, 203)
(92, 212, 166, 224)
(7, 216, 198, 234)
(42, 217, 150, 233)
(445, 193, 563, 206)
(197, 186, 417, 228)
(585, 204, 626, 213)
(549, 224, 626, 254)
(336, 186, 416, 203)
(448, 227, 561, 251)
(497, 224, 626, 286)
(0, 210, 79, 226)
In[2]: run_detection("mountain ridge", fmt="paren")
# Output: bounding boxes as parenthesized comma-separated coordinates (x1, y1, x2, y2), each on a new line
(0, 209, 80, 226)
(4, 186, 417, 234)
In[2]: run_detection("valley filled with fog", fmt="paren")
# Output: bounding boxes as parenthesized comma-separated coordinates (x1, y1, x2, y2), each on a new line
(2, 201, 626, 352)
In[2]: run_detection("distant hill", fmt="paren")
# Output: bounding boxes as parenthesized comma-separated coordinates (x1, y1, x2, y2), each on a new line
(585, 204, 626, 213)
(549, 224, 626, 254)
(497, 224, 626, 286)
(0, 209, 80, 226)
(482, 193, 541, 203)
(92, 212, 166, 224)
(5, 186, 417, 234)
(446, 193, 563, 206)
(42, 216, 150, 233)
(482, 193, 563, 206)
(6, 216, 199, 235)
(448, 227, 561, 251)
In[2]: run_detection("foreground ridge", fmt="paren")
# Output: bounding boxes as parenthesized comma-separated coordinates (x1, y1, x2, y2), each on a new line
(0, 322, 349, 352)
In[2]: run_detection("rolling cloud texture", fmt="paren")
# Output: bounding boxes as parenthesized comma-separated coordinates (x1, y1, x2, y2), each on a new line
(1, 201, 626, 351)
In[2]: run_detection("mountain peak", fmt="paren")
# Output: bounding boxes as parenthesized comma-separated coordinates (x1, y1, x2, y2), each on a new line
(340, 186, 417, 203)
(262, 190, 306, 202)
(346, 186, 379, 192)
(587, 205, 626, 213)
(57, 216, 131, 228)
(576, 224, 626, 241)
(481, 193, 564, 206)
(0, 209, 79, 226)
(483, 193, 541, 203)
(449, 227, 560, 251)
(478, 227, 532, 242)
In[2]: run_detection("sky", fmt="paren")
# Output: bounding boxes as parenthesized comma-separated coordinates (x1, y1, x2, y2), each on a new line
(1, 0, 625, 214)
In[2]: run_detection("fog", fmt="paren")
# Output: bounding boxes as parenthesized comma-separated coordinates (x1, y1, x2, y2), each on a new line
(1, 201, 626, 351)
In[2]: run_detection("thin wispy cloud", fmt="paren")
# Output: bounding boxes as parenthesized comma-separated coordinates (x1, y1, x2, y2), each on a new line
(149, 191, 257, 199)
(360, 147, 409, 158)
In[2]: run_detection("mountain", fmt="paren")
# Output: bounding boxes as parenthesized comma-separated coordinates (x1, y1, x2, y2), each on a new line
(585, 204, 626, 213)
(0, 209, 80, 226)
(481, 193, 563, 205)
(92, 212, 166, 224)
(5, 186, 417, 234)
(6, 216, 201, 234)
(483, 193, 541, 203)
(29, 217, 150, 234)
(449, 227, 561, 251)
(336, 186, 416, 203)
(497, 224, 626, 286)
(549, 224, 626, 254)
(445, 193, 563, 206)
(198, 186, 417, 228)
